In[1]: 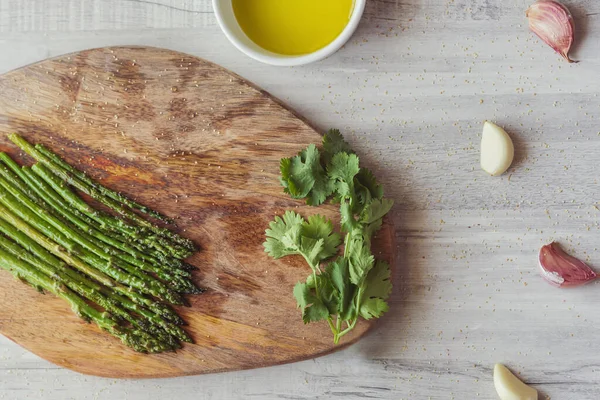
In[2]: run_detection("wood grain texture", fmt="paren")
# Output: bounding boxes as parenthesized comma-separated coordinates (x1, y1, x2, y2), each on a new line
(2, 0, 600, 399)
(0, 46, 393, 378)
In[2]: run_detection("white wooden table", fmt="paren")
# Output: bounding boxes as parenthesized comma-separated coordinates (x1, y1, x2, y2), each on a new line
(1, 1, 600, 398)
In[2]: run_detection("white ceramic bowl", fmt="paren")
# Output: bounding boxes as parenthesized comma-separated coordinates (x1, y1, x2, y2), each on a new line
(212, 0, 366, 66)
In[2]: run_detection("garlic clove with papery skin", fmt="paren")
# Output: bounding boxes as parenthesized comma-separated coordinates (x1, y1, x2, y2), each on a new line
(526, 0, 576, 63)
(494, 364, 538, 400)
(480, 121, 515, 176)
(538, 242, 597, 288)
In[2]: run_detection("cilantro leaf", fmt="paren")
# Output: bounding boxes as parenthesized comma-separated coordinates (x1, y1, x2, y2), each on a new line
(280, 144, 333, 206)
(327, 257, 353, 316)
(264, 211, 340, 267)
(355, 167, 383, 207)
(328, 152, 360, 187)
(304, 302, 330, 323)
(263, 210, 304, 259)
(293, 282, 330, 323)
(298, 237, 326, 267)
(329, 152, 361, 232)
(360, 297, 389, 320)
(315, 273, 339, 315)
(308, 172, 334, 206)
(294, 280, 314, 305)
(363, 218, 383, 244)
(360, 198, 394, 224)
(279, 157, 310, 199)
(323, 129, 352, 154)
(263, 210, 323, 267)
(340, 201, 358, 233)
(301, 214, 342, 260)
(359, 260, 392, 320)
(322, 129, 353, 165)
(362, 260, 392, 300)
(347, 236, 375, 285)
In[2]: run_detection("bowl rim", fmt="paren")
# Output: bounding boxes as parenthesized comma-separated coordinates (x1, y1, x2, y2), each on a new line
(212, 0, 366, 66)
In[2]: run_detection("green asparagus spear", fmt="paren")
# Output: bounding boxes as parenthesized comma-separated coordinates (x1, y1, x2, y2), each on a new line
(0, 214, 190, 341)
(0, 231, 123, 319)
(30, 162, 189, 259)
(35, 143, 173, 223)
(0, 163, 201, 294)
(0, 231, 180, 347)
(9, 132, 194, 253)
(22, 165, 194, 275)
(0, 201, 183, 324)
(0, 178, 185, 304)
(0, 227, 189, 344)
(0, 156, 130, 244)
(0, 152, 142, 240)
(2, 142, 195, 262)
(30, 166, 194, 276)
(0, 246, 174, 353)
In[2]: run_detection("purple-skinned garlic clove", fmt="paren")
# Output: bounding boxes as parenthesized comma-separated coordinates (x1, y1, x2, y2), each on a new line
(526, 0, 576, 63)
(538, 242, 597, 288)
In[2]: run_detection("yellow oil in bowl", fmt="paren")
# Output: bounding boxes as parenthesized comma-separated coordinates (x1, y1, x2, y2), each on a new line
(232, 0, 355, 56)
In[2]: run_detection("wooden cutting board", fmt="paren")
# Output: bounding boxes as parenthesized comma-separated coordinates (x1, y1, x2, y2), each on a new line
(0, 47, 394, 378)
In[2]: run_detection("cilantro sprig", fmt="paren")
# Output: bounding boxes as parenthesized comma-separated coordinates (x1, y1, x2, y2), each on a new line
(264, 130, 393, 343)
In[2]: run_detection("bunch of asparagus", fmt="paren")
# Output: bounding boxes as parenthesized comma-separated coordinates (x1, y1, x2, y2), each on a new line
(0, 134, 202, 353)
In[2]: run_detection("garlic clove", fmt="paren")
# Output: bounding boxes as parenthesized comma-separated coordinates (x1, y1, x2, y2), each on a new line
(494, 364, 538, 400)
(538, 242, 597, 288)
(480, 121, 515, 176)
(526, 0, 576, 63)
